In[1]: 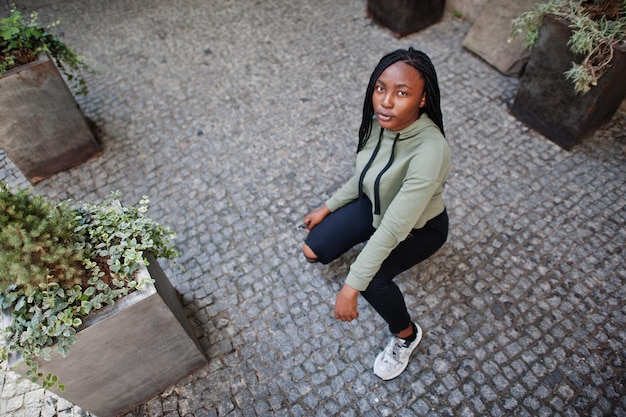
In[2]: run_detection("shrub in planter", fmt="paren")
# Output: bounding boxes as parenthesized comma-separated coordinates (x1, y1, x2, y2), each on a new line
(0, 182, 180, 391)
(511, 0, 625, 94)
(0, 5, 89, 95)
(509, 0, 626, 149)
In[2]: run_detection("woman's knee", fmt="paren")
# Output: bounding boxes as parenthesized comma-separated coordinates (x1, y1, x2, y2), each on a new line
(361, 275, 403, 303)
(302, 244, 319, 263)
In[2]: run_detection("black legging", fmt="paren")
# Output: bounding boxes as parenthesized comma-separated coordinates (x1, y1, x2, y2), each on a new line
(305, 197, 448, 334)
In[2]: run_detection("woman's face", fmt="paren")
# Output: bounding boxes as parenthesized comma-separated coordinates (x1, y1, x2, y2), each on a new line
(372, 61, 426, 132)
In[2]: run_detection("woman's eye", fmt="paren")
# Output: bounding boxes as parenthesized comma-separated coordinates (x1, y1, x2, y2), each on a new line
(398, 91, 408, 96)
(375, 85, 385, 92)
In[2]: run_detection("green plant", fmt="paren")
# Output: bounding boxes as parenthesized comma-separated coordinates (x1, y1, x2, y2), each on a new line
(0, 5, 90, 95)
(511, 0, 626, 94)
(0, 182, 179, 390)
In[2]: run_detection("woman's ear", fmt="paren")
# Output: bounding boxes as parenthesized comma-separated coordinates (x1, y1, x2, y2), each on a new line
(420, 94, 427, 108)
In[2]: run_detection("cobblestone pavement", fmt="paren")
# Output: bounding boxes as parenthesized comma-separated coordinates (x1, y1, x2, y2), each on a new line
(1, 0, 625, 416)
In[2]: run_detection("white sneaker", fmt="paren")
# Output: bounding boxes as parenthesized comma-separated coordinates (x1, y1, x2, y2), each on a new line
(373, 323, 423, 380)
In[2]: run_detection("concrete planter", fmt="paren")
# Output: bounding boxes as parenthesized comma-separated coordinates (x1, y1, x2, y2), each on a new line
(510, 15, 626, 150)
(0, 52, 101, 184)
(367, 0, 446, 37)
(7, 256, 207, 417)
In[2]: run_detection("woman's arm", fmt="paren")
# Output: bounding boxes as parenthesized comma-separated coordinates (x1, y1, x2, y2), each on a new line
(346, 177, 441, 290)
(304, 173, 360, 230)
(345, 139, 449, 291)
(334, 283, 360, 321)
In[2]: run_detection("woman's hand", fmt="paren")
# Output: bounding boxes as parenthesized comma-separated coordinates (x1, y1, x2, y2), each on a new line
(303, 205, 330, 230)
(334, 284, 359, 322)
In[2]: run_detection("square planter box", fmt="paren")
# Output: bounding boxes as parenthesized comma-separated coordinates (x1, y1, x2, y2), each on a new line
(5, 256, 207, 417)
(367, 0, 446, 37)
(510, 15, 626, 150)
(0, 52, 102, 184)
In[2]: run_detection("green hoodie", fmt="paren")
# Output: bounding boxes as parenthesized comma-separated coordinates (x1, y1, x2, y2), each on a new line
(325, 114, 450, 291)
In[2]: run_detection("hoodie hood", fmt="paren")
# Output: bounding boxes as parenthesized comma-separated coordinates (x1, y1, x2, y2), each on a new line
(377, 112, 439, 141)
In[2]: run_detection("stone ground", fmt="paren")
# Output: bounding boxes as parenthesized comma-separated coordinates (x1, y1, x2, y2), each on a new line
(0, 0, 625, 416)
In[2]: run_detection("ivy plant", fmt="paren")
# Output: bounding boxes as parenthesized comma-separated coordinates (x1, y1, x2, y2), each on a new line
(511, 0, 626, 94)
(0, 182, 179, 390)
(0, 4, 91, 95)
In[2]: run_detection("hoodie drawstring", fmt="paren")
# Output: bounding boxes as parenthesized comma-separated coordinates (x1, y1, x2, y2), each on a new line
(358, 129, 383, 204)
(358, 130, 401, 215)
(373, 133, 400, 214)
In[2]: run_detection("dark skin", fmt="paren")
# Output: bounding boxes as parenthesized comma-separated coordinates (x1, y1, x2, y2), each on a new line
(303, 62, 426, 338)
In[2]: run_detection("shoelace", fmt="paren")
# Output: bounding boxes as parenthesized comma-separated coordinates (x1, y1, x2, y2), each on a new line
(383, 338, 405, 364)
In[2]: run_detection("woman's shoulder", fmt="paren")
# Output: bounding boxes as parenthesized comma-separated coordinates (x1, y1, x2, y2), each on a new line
(407, 117, 450, 161)
(416, 113, 443, 134)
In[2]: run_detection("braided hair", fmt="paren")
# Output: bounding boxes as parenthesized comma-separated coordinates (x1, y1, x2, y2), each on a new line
(357, 47, 444, 152)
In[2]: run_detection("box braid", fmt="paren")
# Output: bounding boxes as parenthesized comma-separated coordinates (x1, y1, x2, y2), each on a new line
(357, 47, 444, 152)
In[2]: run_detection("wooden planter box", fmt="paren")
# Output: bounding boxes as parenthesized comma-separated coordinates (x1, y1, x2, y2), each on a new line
(367, 0, 446, 37)
(510, 15, 626, 150)
(6, 256, 207, 417)
(0, 52, 102, 184)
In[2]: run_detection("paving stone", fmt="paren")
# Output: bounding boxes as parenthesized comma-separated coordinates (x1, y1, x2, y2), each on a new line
(1, 0, 625, 416)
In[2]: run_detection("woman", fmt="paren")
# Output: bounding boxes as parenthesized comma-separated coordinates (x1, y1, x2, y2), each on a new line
(302, 48, 450, 380)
